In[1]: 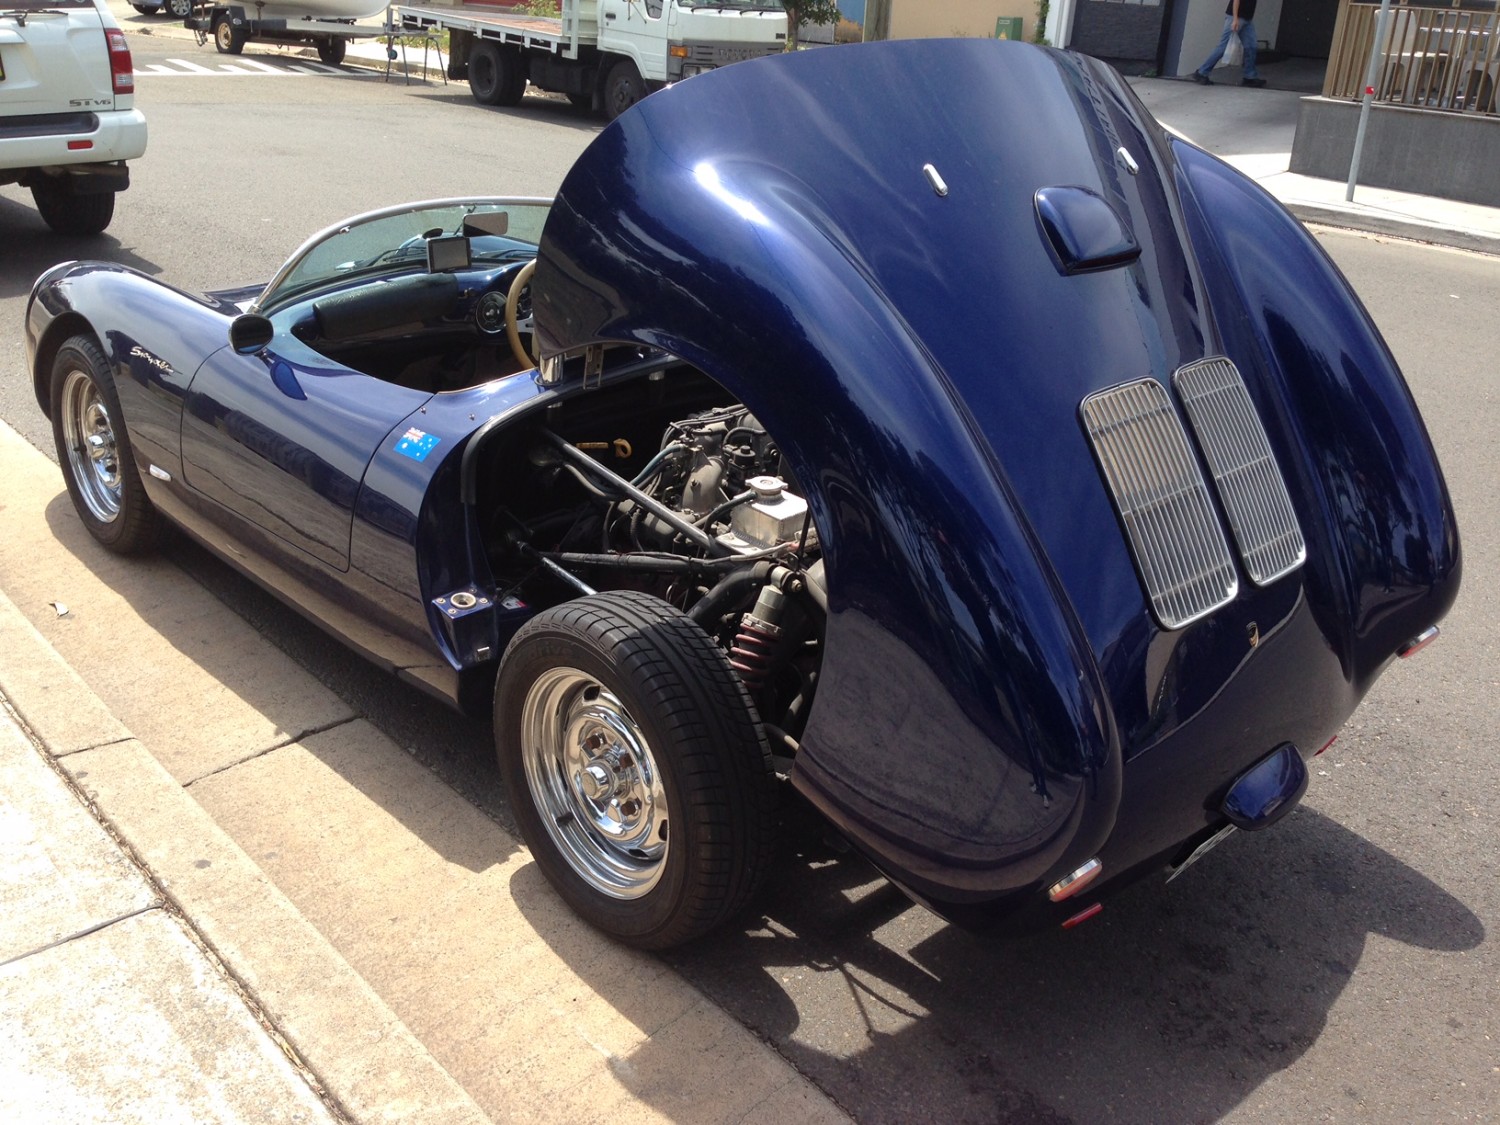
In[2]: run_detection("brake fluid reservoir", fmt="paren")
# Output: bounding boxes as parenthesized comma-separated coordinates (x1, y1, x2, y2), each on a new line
(731, 476, 808, 549)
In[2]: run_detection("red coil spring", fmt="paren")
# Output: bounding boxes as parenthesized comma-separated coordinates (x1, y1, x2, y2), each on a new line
(729, 616, 780, 691)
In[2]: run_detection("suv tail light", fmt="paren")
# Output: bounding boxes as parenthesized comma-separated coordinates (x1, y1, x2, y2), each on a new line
(106, 29, 135, 97)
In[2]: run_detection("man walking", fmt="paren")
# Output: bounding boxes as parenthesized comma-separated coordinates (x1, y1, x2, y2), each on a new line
(1191, 0, 1266, 88)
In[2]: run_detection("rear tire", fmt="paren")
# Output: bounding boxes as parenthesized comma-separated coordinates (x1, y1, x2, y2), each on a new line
(164, 0, 192, 16)
(317, 37, 346, 64)
(31, 179, 115, 237)
(500, 48, 528, 105)
(495, 591, 777, 949)
(49, 337, 163, 555)
(468, 42, 505, 104)
(468, 42, 526, 106)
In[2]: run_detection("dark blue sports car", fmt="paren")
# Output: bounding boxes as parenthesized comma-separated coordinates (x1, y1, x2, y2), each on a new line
(26, 40, 1460, 949)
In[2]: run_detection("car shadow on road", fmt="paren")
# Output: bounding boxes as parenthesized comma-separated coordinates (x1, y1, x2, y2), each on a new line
(516, 795, 1482, 1123)
(0, 192, 163, 301)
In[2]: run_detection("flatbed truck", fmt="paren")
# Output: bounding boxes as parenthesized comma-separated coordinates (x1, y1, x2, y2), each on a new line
(397, 0, 788, 120)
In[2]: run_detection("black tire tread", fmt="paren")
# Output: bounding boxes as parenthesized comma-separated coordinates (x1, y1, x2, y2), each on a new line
(31, 182, 115, 237)
(50, 336, 164, 556)
(497, 590, 776, 948)
(468, 42, 505, 105)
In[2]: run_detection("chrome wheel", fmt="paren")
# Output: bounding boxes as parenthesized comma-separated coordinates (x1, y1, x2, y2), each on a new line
(521, 667, 669, 898)
(496, 591, 776, 948)
(60, 368, 122, 524)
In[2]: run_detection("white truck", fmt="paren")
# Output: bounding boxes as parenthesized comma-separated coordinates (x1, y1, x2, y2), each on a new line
(398, 0, 788, 120)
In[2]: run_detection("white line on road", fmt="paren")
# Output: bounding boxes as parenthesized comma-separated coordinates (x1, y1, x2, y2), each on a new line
(140, 57, 374, 78)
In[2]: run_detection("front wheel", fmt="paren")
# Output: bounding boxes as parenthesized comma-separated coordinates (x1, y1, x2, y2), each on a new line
(50, 337, 163, 555)
(495, 591, 777, 949)
(603, 58, 645, 121)
(317, 37, 345, 65)
(164, 0, 192, 16)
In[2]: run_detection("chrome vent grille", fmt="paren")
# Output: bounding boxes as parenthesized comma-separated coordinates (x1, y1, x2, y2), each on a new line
(1173, 357, 1307, 586)
(1081, 379, 1239, 629)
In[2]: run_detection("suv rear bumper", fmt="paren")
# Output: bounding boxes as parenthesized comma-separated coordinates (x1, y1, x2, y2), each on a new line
(0, 108, 148, 178)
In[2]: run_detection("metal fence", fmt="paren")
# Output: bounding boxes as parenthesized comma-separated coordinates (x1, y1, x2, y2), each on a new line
(1324, 0, 1500, 116)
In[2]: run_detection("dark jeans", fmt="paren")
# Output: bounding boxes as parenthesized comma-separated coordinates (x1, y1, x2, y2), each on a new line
(1195, 16, 1260, 81)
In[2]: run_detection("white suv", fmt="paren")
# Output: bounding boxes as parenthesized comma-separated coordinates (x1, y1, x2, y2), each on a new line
(1, 0, 146, 235)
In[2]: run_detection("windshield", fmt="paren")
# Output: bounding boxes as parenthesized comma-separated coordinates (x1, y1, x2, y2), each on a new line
(257, 198, 551, 313)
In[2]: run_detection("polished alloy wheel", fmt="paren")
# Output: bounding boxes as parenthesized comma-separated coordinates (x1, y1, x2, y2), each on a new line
(60, 369, 122, 523)
(520, 667, 668, 899)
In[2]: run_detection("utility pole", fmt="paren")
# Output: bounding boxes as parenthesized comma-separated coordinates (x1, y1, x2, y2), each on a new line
(1346, 0, 1394, 201)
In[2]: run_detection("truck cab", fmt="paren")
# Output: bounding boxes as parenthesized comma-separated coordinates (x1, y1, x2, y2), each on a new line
(599, 0, 786, 82)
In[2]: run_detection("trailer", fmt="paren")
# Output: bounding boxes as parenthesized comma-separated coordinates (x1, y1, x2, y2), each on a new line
(188, 2, 386, 64)
(398, 0, 788, 120)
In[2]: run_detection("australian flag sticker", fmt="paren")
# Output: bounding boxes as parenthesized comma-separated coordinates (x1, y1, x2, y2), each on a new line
(395, 427, 440, 462)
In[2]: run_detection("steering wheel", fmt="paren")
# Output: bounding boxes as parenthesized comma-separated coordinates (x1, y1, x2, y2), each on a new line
(506, 259, 537, 370)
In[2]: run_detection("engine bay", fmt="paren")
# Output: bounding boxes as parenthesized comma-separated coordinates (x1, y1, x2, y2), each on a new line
(473, 361, 826, 750)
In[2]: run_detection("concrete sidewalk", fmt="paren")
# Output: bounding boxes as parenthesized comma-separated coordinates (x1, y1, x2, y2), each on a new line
(0, 419, 850, 1124)
(0, 691, 339, 1124)
(1128, 77, 1500, 256)
(0, 589, 483, 1125)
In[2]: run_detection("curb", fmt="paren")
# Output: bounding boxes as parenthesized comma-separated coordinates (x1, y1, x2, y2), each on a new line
(0, 586, 492, 1125)
(1283, 201, 1500, 257)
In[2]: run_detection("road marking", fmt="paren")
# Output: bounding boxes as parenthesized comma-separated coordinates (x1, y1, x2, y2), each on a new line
(138, 57, 375, 78)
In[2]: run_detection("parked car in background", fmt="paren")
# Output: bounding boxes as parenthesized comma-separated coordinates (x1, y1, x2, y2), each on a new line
(1, 0, 145, 235)
(131, 0, 193, 17)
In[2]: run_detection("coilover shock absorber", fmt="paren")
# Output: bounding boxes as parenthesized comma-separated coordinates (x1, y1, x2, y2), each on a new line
(729, 584, 785, 692)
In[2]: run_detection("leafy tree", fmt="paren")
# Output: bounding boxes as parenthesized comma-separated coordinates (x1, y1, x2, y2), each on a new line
(784, 1, 841, 51)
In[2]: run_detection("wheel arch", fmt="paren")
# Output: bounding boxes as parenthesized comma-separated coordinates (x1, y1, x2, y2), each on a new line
(33, 313, 101, 420)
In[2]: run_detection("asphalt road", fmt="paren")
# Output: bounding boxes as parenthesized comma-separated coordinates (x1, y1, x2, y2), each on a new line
(3, 27, 1498, 1123)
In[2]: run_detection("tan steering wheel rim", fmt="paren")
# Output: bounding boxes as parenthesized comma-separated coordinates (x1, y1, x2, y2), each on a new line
(505, 259, 538, 370)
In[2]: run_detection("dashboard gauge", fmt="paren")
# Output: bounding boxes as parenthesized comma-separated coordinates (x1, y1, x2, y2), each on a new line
(475, 290, 508, 334)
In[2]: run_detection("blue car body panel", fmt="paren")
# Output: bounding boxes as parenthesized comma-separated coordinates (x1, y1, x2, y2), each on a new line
(25, 39, 1459, 929)
(532, 41, 1458, 910)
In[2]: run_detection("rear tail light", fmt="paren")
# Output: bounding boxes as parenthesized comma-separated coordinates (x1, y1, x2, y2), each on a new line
(106, 29, 135, 97)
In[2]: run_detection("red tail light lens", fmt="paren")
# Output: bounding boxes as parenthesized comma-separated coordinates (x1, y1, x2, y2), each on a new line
(106, 29, 134, 97)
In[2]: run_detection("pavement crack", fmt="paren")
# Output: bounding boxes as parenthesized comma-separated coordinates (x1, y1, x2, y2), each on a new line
(183, 714, 359, 787)
(53, 734, 136, 760)
(0, 903, 162, 968)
